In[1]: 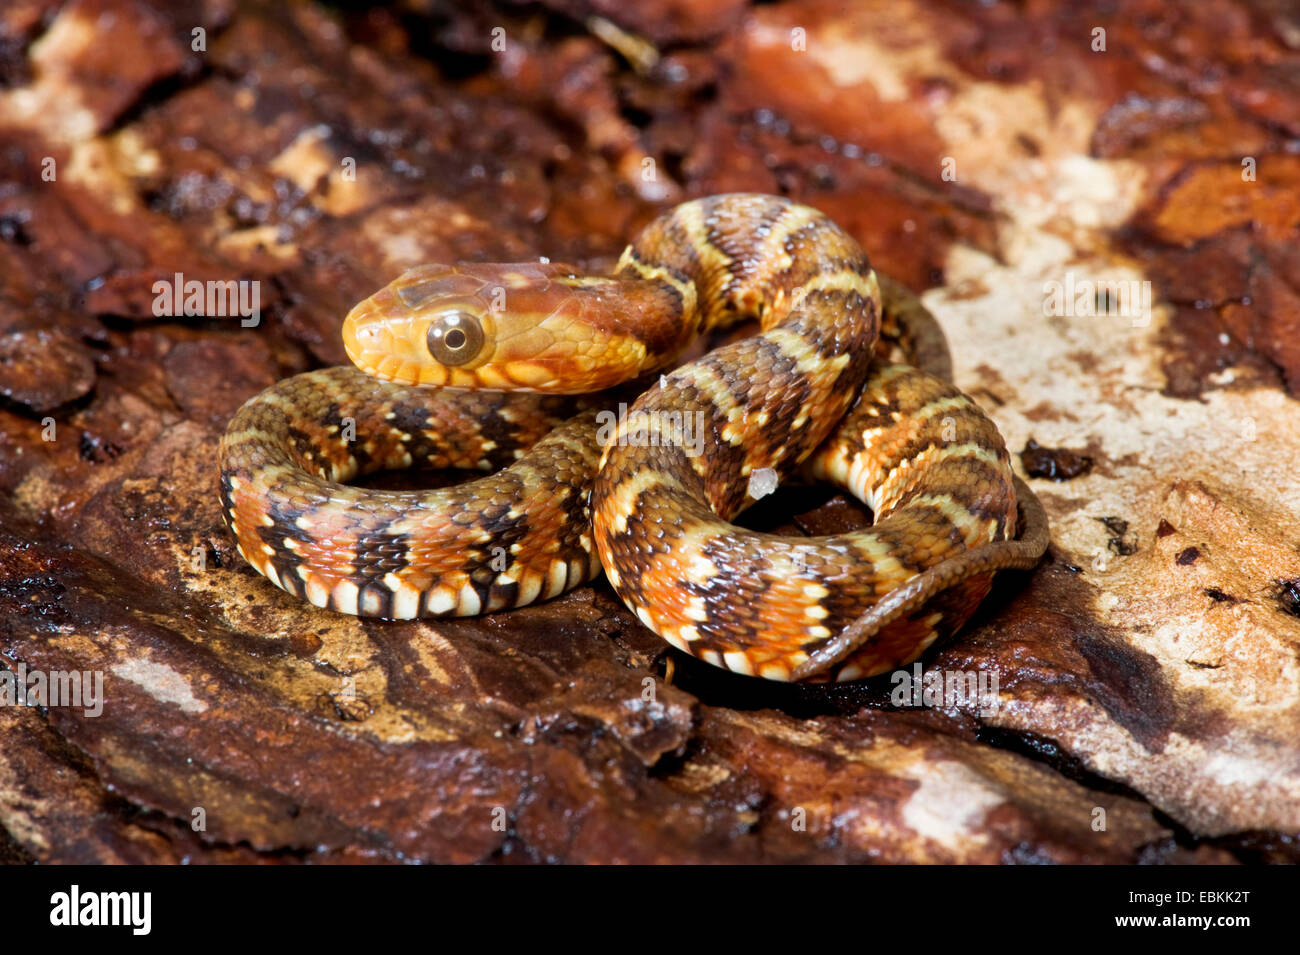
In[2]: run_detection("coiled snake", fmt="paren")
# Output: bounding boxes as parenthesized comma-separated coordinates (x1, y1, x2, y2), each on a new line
(220, 194, 1048, 682)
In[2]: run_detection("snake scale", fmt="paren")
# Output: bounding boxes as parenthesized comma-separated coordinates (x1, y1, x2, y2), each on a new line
(220, 193, 1048, 682)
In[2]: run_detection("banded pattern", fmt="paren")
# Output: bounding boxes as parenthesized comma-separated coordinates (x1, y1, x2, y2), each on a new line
(590, 197, 1038, 681)
(220, 193, 1049, 682)
(595, 360, 1028, 681)
(220, 366, 602, 619)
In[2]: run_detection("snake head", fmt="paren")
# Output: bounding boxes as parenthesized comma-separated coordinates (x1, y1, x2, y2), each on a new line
(343, 263, 657, 393)
(343, 265, 498, 389)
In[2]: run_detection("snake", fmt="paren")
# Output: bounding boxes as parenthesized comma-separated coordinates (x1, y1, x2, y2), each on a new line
(219, 193, 1048, 682)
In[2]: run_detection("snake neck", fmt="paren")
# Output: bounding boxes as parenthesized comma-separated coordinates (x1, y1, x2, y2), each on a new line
(598, 193, 882, 518)
(618, 194, 880, 340)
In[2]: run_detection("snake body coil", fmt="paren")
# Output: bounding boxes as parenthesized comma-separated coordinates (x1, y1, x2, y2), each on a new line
(220, 194, 1047, 681)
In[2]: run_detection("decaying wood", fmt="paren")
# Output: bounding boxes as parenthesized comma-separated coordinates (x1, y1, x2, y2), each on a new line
(1, 0, 1296, 863)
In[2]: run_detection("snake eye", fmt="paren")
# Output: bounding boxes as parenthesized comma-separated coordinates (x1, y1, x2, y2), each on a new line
(426, 310, 484, 366)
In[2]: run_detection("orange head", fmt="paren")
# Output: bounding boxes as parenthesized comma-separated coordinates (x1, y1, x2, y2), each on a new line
(342, 263, 657, 393)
